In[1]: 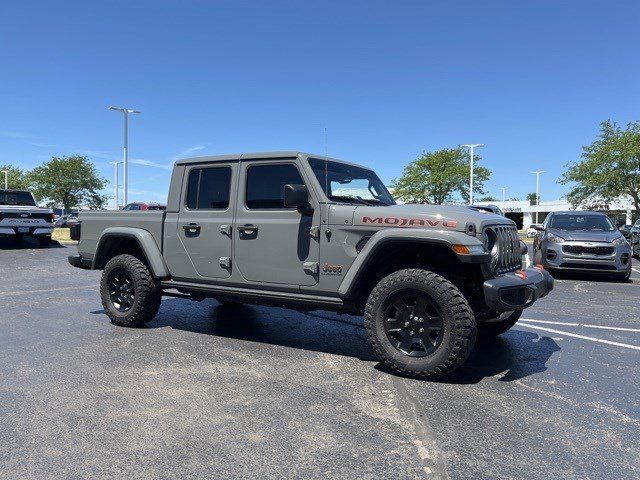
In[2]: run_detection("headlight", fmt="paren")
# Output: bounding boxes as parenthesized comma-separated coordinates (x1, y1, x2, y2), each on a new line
(612, 236, 627, 245)
(546, 233, 565, 243)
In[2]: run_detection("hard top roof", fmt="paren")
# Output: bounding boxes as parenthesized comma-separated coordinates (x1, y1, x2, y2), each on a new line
(174, 151, 369, 169)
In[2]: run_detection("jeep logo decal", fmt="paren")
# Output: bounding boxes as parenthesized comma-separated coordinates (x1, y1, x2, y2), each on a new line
(321, 263, 343, 275)
(362, 216, 458, 228)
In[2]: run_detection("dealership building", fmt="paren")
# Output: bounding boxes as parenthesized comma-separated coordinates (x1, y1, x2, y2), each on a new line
(474, 198, 637, 230)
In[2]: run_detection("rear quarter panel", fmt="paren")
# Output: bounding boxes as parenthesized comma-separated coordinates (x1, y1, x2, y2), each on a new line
(77, 211, 164, 260)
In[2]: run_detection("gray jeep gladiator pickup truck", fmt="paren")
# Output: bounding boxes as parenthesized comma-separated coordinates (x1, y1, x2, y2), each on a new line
(69, 151, 553, 378)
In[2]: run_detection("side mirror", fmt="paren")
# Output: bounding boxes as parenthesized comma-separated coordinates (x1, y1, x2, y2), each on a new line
(531, 224, 543, 231)
(284, 184, 313, 214)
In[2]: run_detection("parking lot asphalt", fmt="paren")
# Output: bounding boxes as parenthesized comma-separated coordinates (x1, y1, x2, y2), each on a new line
(1, 239, 639, 479)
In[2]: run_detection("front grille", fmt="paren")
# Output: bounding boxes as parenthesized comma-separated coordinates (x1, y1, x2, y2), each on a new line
(562, 245, 614, 256)
(485, 225, 521, 274)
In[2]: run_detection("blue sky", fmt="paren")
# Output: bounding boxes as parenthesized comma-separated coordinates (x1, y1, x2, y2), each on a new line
(1, 1, 639, 204)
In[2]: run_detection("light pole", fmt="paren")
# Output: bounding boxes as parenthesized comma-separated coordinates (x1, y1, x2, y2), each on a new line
(109, 106, 140, 206)
(500, 187, 508, 207)
(531, 170, 545, 223)
(461, 144, 485, 205)
(1, 170, 7, 189)
(110, 161, 122, 210)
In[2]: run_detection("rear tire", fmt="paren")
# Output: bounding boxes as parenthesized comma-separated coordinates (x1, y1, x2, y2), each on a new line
(477, 310, 522, 338)
(364, 268, 476, 379)
(100, 254, 161, 327)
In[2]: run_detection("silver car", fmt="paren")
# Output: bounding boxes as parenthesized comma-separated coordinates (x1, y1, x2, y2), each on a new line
(532, 211, 631, 280)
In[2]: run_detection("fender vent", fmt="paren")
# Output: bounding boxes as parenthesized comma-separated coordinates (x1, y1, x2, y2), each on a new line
(355, 236, 371, 253)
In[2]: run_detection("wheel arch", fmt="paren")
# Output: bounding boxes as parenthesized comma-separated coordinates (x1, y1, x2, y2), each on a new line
(339, 229, 486, 301)
(93, 227, 169, 278)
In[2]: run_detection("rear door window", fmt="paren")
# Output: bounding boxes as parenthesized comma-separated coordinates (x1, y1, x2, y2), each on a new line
(186, 166, 232, 210)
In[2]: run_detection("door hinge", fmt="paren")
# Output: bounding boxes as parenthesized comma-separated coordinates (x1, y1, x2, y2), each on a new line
(220, 224, 232, 235)
(309, 226, 320, 239)
(219, 257, 231, 269)
(303, 262, 319, 275)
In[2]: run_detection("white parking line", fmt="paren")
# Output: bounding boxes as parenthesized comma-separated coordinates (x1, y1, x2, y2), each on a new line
(518, 322, 640, 351)
(632, 267, 640, 274)
(521, 318, 640, 333)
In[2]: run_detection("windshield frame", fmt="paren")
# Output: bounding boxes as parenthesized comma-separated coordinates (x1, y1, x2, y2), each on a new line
(306, 157, 396, 206)
(549, 213, 615, 232)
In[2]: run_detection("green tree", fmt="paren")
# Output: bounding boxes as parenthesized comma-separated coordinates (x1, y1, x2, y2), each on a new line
(0, 165, 31, 190)
(560, 120, 640, 212)
(478, 196, 497, 202)
(28, 155, 107, 211)
(390, 148, 491, 204)
(526, 192, 540, 205)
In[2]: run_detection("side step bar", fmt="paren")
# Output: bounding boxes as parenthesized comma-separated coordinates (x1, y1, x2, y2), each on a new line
(160, 280, 347, 310)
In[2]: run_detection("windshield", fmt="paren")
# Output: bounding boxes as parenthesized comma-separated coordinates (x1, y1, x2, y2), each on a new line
(0, 190, 36, 206)
(550, 214, 615, 232)
(307, 158, 395, 206)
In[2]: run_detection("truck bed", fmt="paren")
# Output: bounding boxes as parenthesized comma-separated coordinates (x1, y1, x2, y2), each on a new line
(77, 210, 165, 260)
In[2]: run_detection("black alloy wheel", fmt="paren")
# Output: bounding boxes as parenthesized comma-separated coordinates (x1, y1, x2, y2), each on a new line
(108, 267, 135, 313)
(383, 290, 444, 357)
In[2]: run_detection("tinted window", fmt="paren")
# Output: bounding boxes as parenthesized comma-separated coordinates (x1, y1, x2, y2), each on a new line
(246, 164, 304, 209)
(186, 167, 231, 209)
(0, 191, 35, 206)
(124, 204, 141, 211)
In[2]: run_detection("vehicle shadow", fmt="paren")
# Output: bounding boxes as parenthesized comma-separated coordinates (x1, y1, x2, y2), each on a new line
(138, 298, 561, 383)
(376, 329, 562, 384)
(147, 299, 379, 361)
(0, 237, 65, 250)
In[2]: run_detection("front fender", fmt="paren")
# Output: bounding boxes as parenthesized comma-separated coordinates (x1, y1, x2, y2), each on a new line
(94, 227, 169, 278)
(338, 228, 488, 297)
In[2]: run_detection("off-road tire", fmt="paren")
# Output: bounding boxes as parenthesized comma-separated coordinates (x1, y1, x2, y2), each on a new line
(100, 254, 161, 327)
(37, 236, 52, 247)
(364, 268, 476, 379)
(477, 310, 522, 338)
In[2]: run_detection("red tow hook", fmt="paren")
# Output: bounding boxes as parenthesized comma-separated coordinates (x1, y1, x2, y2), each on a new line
(515, 270, 527, 280)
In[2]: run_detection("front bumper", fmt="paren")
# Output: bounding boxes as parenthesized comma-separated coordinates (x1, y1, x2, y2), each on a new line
(483, 267, 554, 311)
(542, 240, 631, 274)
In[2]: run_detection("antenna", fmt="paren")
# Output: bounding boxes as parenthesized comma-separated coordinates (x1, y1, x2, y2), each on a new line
(323, 126, 328, 195)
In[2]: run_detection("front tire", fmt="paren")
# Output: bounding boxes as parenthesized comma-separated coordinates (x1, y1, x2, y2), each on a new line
(477, 310, 522, 338)
(364, 268, 476, 379)
(100, 254, 161, 327)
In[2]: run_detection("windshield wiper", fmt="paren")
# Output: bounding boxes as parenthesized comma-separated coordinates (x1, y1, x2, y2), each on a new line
(328, 195, 390, 206)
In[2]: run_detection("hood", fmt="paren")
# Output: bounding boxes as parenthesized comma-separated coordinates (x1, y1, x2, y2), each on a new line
(549, 228, 622, 243)
(349, 203, 514, 231)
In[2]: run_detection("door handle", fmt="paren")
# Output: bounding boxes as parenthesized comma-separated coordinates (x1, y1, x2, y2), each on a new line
(183, 223, 201, 232)
(237, 224, 258, 234)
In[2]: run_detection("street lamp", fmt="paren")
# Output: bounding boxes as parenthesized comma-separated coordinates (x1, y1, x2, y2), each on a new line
(461, 144, 485, 205)
(109, 106, 140, 206)
(531, 170, 545, 223)
(110, 161, 122, 210)
(1, 170, 7, 189)
(500, 187, 508, 207)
